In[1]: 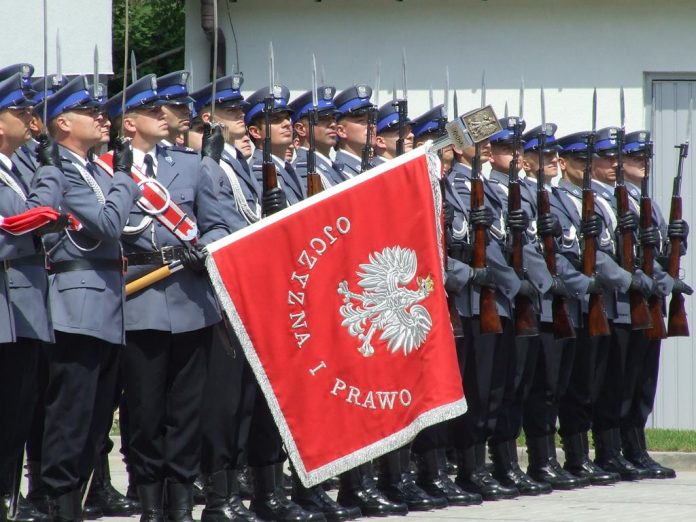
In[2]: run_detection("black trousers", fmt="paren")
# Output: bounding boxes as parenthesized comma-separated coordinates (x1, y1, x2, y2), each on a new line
(449, 317, 509, 450)
(122, 327, 210, 485)
(201, 322, 257, 474)
(41, 332, 120, 495)
(558, 320, 611, 438)
(523, 332, 574, 439)
(26, 344, 49, 464)
(620, 333, 661, 430)
(0, 338, 41, 494)
(247, 382, 284, 468)
(593, 323, 631, 432)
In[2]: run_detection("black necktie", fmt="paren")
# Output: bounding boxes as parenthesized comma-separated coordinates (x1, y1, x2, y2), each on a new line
(144, 154, 156, 178)
(10, 164, 30, 194)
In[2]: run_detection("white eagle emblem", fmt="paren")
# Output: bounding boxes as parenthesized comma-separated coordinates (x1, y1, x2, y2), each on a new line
(337, 246, 434, 358)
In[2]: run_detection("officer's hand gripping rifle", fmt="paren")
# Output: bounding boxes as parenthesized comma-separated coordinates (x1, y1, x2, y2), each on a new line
(615, 88, 652, 330)
(582, 89, 611, 336)
(536, 114, 576, 340)
(667, 118, 691, 337)
(508, 117, 539, 337)
(640, 138, 668, 340)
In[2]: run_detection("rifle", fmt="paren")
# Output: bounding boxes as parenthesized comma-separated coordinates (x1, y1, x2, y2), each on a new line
(640, 139, 667, 340)
(360, 106, 376, 173)
(395, 49, 408, 157)
(667, 134, 690, 336)
(306, 55, 322, 197)
(508, 116, 539, 337)
(614, 88, 652, 330)
(582, 89, 611, 336)
(262, 43, 280, 217)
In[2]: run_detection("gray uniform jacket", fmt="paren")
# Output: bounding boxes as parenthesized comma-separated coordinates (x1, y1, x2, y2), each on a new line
(201, 154, 248, 233)
(555, 180, 632, 320)
(43, 146, 141, 345)
(1, 159, 66, 343)
(292, 148, 346, 190)
(121, 146, 229, 334)
(219, 145, 262, 227)
(251, 149, 305, 205)
(12, 139, 39, 185)
(334, 149, 363, 178)
(450, 163, 522, 318)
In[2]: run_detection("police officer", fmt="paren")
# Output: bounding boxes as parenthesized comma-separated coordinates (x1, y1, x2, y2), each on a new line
(587, 127, 656, 481)
(289, 86, 346, 189)
(246, 85, 305, 206)
(39, 75, 141, 522)
(0, 71, 67, 522)
(333, 85, 375, 177)
(372, 101, 413, 164)
(157, 71, 195, 148)
(105, 75, 228, 522)
(619, 131, 689, 477)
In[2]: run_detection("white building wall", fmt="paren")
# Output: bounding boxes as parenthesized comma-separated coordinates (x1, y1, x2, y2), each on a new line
(1, 0, 113, 75)
(184, 0, 696, 428)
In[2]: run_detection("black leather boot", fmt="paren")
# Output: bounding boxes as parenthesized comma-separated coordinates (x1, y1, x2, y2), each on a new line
(166, 482, 194, 522)
(336, 467, 407, 517)
(25, 461, 50, 517)
(249, 465, 319, 522)
(291, 471, 358, 522)
(622, 427, 675, 479)
(490, 440, 551, 496)
(455, 446, 518, 501)
(225, 470, 258, 521)
(237, 467, 253, 501)
(415, 449, 481, 506)
(137, 483, 164, 522)
(377, 450, 441, 511)
(192, 476, 206, 506)
(201, 470, 257, 522)
(84, 454, 138, 516)
(49, 490, 81, 522)
(2, 493, 49, 522)
(526, 436, 586, 490)
(562, 433, 618, 485)
(593, 429, 643, 481)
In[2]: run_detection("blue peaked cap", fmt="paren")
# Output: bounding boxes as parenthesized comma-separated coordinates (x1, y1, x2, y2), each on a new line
(105, 74, 165, 119)
(37, 76, 100, 121)
(623, 130, 650, 155)
(376, 100, 411, 134)
(243, 85, 292, 126)
(192, 74, 246, 114)
(157, 70, 195, 105)
(522, 124, 561, 152)
(288, 86, 337, 124)
(411, 105, 447, 139)
(490, 117, 526, 145)
(0, 73, 35, 110)
(557, 131, 593, 156)
(334, 84, 374, 118)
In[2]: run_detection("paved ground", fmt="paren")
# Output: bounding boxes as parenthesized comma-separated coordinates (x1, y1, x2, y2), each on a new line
(94, 450, 696, 522)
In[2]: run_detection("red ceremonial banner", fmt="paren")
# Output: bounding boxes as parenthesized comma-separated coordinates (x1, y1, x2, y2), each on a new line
(206, 146, 466, 487)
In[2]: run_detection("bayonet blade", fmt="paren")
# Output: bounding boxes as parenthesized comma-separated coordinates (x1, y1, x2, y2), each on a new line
(93, 45, 99, 98)
(453, 90, 459, 119)
(42, 0, 48, 124)
(311, 54, 318, 108)
(620, 86, 625, 130)
(392, 82, 397, 103)
(481, 70, 486, 107)
(444, 66, 450, 115)
(504, 101, 509, 119)
(130, 50, 137, 82)
(56, 29, 62, 80)
(320, 64, 326, 86)
(592, 87, 597, 133)
(519, 76, 525, 119)
(120, 0, 130, 136)
(374, 60, 381, 107)
(429, 84, 433, 110)
(541, 86, 546, 128)
(269, 41, 275, 92)
(401, 48, 408, 100)
(687, 94, 693, 144)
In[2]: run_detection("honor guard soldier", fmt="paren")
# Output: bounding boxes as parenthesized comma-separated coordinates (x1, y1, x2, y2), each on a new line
(189, 75, 262, 522)
(38, 75, 141, 522)
(246, 85, 305, 206)
(0, 72, 67, 522)
(619, 131, 687, 478)
(156, 71, 194, 148)
(587, 127, 656, 481)
(448, 135, 523, 502)
(333, 85, 375, 177)
(289, 86, 346, 189)
(372, 101, 413, 164)
(102, 75, 229, 522)
(553, 131, 632, 485)
(409, 105, 481, 507)
(511, 125, 588, 491)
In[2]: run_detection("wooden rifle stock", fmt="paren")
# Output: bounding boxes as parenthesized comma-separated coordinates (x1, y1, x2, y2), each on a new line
(508, 181, 538, 337)
(667, 194, 689, 336)
(538, 189, 575, 339)
(640, 185, 667, 340)
(261, 95, 280, 217)
(615, 184, 652, 330)
(471, 161, 502, 334)
(582, 188, 611, 336)
(306, 110, 323, 197)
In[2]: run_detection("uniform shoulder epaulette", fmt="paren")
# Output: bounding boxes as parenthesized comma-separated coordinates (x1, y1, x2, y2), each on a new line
(294, 162, 307, 169)
(166, 145, 198, 154)
(251, 163, 262, 171)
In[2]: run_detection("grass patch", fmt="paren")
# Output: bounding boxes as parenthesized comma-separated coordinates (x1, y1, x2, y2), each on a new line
(516, 429, 696, 452)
